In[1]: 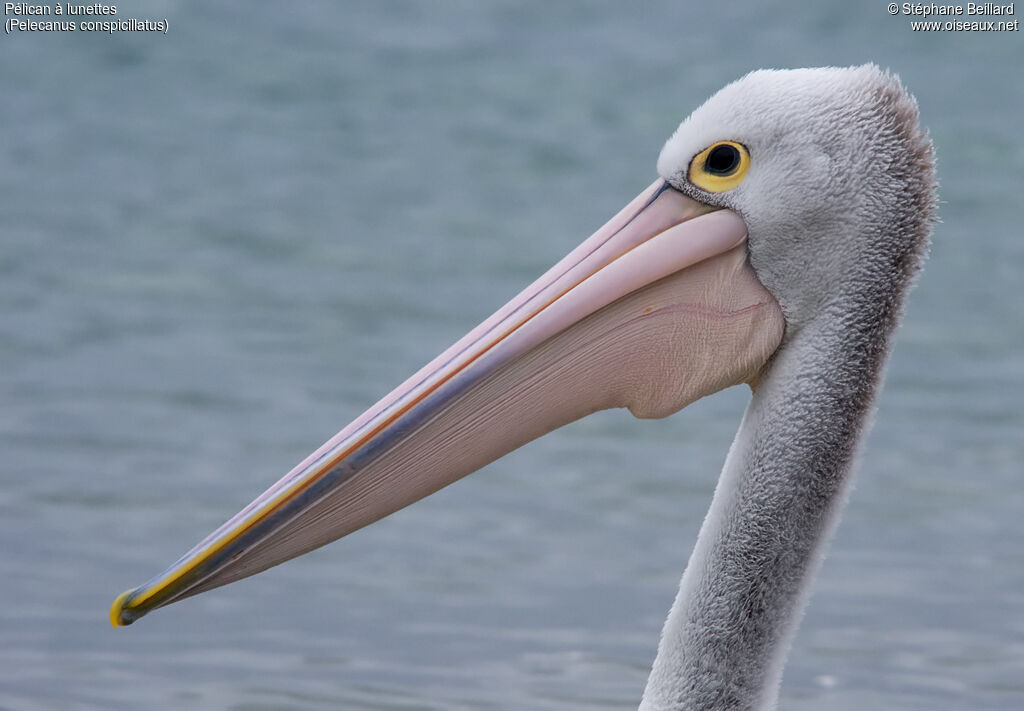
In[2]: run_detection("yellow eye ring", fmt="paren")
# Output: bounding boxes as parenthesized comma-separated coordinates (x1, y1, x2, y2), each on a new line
(688, 141, 750, 193)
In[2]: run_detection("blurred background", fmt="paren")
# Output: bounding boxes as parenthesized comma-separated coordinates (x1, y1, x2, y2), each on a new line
(1, 2, 1021, 709)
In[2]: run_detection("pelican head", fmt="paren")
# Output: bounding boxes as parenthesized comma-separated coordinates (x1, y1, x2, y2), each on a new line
(660, 65, 934, 328)
(112, 64, 936, 710)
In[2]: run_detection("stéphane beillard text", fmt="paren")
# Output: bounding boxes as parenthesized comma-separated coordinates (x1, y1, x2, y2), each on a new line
(901, 3, 1015, 15)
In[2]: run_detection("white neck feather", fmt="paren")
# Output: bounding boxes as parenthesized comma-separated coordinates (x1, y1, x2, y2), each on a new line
(640, 312, 889, 711)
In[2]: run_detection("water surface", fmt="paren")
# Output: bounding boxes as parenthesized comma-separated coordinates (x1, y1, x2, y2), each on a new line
(1, 2, 1022, 709)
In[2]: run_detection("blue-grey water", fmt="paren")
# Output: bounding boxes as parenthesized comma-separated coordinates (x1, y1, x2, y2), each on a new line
(2, 2, 1022, 709)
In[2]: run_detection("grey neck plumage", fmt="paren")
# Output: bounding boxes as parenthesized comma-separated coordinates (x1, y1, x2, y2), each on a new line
(639, 297, 901, 711)
(635, 65, 935, 711)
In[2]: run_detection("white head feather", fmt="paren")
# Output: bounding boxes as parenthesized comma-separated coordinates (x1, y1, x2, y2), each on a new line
(657, 64, 935, 332)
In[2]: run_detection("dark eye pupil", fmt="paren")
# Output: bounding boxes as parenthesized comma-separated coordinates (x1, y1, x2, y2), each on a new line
(705, 144, 740, 175)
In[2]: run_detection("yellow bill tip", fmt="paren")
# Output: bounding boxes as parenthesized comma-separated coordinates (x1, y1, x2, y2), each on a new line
(109, 589, 135, 628)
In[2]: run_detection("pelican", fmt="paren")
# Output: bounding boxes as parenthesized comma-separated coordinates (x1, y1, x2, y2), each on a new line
(111, 65, 936, 710)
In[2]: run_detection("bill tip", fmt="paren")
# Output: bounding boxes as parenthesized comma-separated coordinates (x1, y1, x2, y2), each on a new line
(109, 589, 135, 628)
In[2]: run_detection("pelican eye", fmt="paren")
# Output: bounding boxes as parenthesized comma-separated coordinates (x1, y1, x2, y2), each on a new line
(688, 141, 750, 193)
(706, 144, 740, 175)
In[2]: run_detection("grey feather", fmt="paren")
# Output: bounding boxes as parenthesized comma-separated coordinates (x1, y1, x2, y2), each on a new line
(642, 65, 937, 711)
